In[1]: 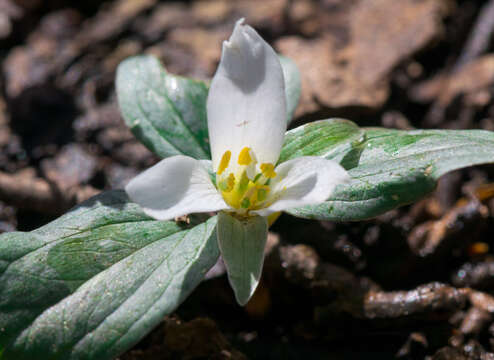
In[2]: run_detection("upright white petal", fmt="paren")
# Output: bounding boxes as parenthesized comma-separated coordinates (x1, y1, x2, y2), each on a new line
(207, 19, 287, 171)
(254, 157, 350, 215)
(125, 155, 228, 220)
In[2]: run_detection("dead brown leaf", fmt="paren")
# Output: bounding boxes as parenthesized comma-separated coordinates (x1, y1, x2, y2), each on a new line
(277, 0, 449, 116)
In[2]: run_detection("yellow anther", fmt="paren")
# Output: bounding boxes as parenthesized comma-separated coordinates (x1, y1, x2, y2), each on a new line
(260, 163, 276, 178)
(218, 173, 235, 192)
(238, 147, 252, 165)
(227, 173, 235, 189)
(218, 150, 231, 175)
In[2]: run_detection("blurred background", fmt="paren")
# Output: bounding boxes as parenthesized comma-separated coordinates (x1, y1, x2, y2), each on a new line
(2, 0, 494, 358)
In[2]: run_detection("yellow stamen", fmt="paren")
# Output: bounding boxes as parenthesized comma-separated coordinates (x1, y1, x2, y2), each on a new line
(216, 148, 278, 215)
(260, 163, 276, 178)
(238, 147, 252, 165)
(218, 150, 231, 175)
(218, 173, 235, 192)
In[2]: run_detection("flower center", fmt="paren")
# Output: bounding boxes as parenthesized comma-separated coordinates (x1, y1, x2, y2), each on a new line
(216, 147, 277, 214)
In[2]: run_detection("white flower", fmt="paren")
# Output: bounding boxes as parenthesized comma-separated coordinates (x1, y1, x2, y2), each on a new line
(125, 19, 349, 305)
(126, 19, 349, 221)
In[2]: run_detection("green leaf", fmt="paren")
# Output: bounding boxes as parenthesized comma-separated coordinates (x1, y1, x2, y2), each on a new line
(0, 190, 219, 360)
(278, 118, 365, 164)
(280, 120, 494, 221)
(279, 55, 301, 123)
(217, 211, 268, 306)
(116, 55, 210, 160)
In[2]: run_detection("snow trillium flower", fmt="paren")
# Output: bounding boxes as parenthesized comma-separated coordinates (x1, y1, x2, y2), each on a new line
(125, 19, 350, 305)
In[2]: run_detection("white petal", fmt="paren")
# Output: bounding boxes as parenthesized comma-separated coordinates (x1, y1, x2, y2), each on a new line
(254, 157, 350, 215)
(125, 155, 228, 220)
(217, 211, 267, 306)
(207, 19, 286, 171)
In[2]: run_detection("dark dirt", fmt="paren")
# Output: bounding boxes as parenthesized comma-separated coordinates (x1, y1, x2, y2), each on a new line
(3, 0, 494, 358)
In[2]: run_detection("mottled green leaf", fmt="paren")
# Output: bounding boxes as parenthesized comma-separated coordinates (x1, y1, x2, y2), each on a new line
(281, 120, 494, 221)
(279, 118, 365, 164)
(0, 190, 218, 360)
(116, 55, 210, 159)
(217, 211, 267, 306)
